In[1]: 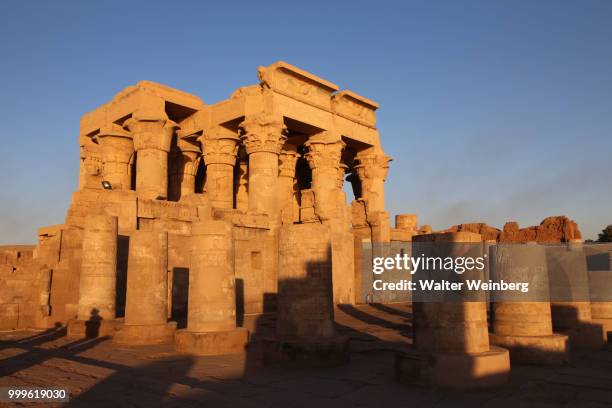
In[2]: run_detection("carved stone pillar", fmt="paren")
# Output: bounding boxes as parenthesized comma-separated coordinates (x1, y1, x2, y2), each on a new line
(235, 147, 249, 211)
(169, 136, 201, 201)
(114, 229, 176, 345)
(78, 138, 103, 190)
(124, 111, 177, 200)
(175, 220, 248, 355)
(278, 146, 299, 224)
(239, 114, 287, 216)
(97, 124, 134, 191)
(354, 153, 391, 214)
(304, 138, 345, 222)
(199, 126, 239, 209)
(77, 214, 118, 320)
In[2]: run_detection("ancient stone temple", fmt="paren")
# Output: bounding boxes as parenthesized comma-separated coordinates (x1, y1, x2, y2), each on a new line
(0, 61, 395, 353)
(1, 61, 608, 390)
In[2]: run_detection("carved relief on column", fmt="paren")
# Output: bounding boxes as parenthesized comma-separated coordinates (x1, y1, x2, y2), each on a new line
(238, 114, 287, 215)
(124, 110, 178, 200)
(78, 136, 103, 190)
(304, 138, 345, 222)
(169, 135, 201, 201)
(353, 152, 391, 214)
(97, 124, 134, 191)
(198, 126, 239, 209)
(278, 145, 300, 224)
(239, 114, 287, 155)
(337, 163, 349, 190)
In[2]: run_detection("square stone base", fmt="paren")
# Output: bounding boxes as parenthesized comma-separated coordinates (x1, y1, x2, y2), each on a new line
(113, 322, 177, 346)
(592, 318, 612, 345)
(175, 328, 249, 355)
(395, 346, 510, 390)
(489, 333, 569, 365)
(67, 318, 123, 339)
(262, 336, 350, 368)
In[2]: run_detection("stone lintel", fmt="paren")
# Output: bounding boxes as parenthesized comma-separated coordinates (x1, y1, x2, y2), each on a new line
(333, 90, 379, 110)
(259, 61, 339, 94)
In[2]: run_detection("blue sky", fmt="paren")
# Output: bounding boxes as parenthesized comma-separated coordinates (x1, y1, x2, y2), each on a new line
(0, 0, 611, 243)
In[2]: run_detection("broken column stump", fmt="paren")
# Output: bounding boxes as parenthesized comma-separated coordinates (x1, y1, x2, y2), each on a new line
(396, 232, 510, 390)
(114, 229, 176, 345)
(68, 214, 122, 338)
(175, 220, 248, 355)
(263, 223, 349, 368)
(548, 239, 605, 350)
(489, 242, 569, 365)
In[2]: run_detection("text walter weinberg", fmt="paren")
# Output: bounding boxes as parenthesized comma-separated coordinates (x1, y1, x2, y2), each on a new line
(371, 253, 529, 293)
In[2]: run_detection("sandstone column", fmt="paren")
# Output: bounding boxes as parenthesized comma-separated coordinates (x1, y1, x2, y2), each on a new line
(396, 232, 510, 389)
(304, 138, 345, 222)
(97, 124, 134, 190)
(395, 214, 418, 232)
(77, 214, 118, 320)
(263, 223, 349, 367)
(68, 214, 121, 338)
(304, 137, 355, 305)
(235, 147, 249, 211)
(114, 229, 176, 345)
(239, 114, 287, 216)
(175, 220, 248, 355)
(169, 136, 201, 201)
(124, 110, 178, 200)
(278, 146, 299, 224)
(78, 137, 103, 190)
(548, 239, 605, 349)
(489, 242, 569, 364)
(588, 243, 612, 343)
(199, 126, 239, 209)
(354, 152, 391, 214)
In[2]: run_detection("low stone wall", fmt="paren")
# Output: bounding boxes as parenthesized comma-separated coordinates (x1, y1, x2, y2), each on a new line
(0, 245, 38, 329)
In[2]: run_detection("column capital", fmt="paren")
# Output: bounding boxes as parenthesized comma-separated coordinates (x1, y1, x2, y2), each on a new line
(354, 153, 392, 181)
(278, 146, 300, 178)
(304, 139, 345, 170)
(199, 127, 239, 166)
(124, 112, 178, 153)
(239, 114, 287, 155)
(97, 124, 134, 163)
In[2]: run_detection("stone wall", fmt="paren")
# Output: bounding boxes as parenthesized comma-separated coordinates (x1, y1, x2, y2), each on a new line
(0, 246, 38, 329)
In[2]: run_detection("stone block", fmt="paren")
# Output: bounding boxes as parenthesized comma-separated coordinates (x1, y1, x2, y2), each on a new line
(113, 322, 176, 345)
(262, 335, 349, 368)
(489, 333, 569, 365)
(395, 346, 510, 390)
(175, 327, 248, 355)
(67, 318, 123, 339)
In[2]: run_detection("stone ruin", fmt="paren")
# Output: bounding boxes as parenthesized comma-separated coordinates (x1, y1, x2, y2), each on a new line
(1, 61, 611, 389)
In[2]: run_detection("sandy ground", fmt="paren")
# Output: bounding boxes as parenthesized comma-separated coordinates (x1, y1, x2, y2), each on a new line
(1, 303, 612, 407)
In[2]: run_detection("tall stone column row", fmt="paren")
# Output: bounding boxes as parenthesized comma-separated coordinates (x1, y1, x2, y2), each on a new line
(93, 109, 389, 225)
